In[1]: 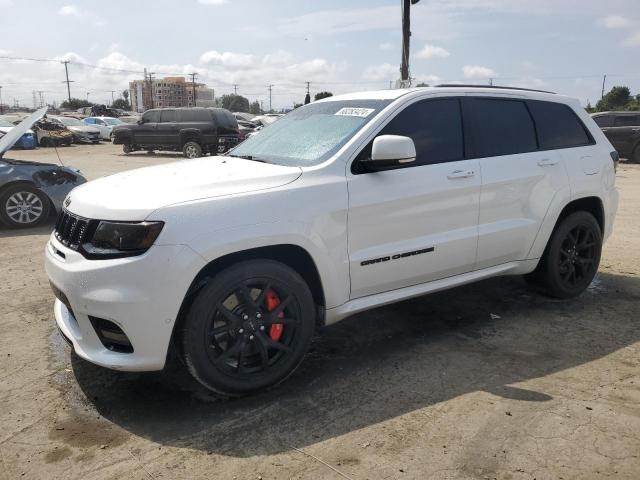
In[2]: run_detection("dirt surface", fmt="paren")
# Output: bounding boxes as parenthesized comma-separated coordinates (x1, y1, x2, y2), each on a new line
(1, 143, 639, 480)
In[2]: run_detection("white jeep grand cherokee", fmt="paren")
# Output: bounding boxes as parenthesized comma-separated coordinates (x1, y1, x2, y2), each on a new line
(45, 86, 619, 396)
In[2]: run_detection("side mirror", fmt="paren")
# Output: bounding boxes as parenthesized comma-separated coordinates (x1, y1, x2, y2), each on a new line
(137, 119, 144, 125)
(365, 135, 416, 171)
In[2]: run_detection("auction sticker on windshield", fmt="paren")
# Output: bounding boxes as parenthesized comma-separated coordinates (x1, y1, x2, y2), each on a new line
(334, 107, 375, 118)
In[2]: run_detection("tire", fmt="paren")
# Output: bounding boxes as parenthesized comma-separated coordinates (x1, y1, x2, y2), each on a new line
(122, 144, 133, 154)
(183, 141, 202, 159)
(217, 145, 227, 154)
(632, 144, 640, 164)
(530, 211, 602, 299)
(179, 260, 316, 396)
(39, 137, 52, 148)
(0, 184, 51, 228)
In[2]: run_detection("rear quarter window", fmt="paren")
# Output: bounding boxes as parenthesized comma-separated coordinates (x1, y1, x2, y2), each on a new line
(179, 109, 213, 122)
(528, 101, 593, 149)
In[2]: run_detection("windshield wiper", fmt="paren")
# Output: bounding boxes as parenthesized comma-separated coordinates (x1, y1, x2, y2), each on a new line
(226, 154, 270, 163)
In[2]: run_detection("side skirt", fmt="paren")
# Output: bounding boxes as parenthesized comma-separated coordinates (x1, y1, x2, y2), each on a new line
(325, 259, 539, 325)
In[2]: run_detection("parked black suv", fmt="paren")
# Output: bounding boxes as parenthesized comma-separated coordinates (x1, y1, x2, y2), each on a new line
(592, 111, 640, 163)
(112, 107, 241, 158)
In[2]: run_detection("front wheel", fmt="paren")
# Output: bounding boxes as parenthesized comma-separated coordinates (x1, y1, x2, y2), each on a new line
(179, 260, 316, 396)
(0, 184, 51, 228)
(529, 211, 602, 299)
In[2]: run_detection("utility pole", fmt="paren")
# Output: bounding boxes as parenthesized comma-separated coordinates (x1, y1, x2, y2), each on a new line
(304, 81, 311, 104)
(268, 84, 274, 113)
(86, 92, 90, 102)
(146, 70, 156, 109)
(489, 77, 494, 86)
(32, 91, 37, 109)
(61, 60, 73, 102)
(110, 90, 115, 105)
(400, 0, 420, 85)
(189, 73, 198, 107)
(0, 86, 3, 113)
(601, 74, 607, 100)
(232, 84, 238, 95)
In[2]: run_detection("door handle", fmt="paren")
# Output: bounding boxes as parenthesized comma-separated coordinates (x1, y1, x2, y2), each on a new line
(447, 169, 475, 179)
(537, 158, 558, 167)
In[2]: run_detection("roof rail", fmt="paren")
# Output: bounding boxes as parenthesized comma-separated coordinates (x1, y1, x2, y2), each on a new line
(435, 84, 556, 94)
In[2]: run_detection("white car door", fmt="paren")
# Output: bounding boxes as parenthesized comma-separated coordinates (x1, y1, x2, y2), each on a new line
(347, 97, 481, 299)
(94, 119, 110, 139)
(466, 97, 572, 269)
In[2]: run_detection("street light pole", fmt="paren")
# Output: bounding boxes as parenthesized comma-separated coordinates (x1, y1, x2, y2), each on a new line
(400, 0, 420, 85)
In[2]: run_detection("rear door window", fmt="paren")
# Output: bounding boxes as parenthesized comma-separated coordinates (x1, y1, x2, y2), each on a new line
(160, 110, 178, 123)
(467, 98, 537, 157)
(179, 109, 212, 123)
(614, 115, 640, 127)
(528, 100, 592, 149)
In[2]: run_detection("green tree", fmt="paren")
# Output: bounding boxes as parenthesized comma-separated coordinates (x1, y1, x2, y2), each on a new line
(220, 94, 250, 112)
(122, 89, 129, 102)
(314, 91, 333, 101)
(111, 98, 131, 110)
(596, 86, 631, 111)
(249, 100, 261, 115)
(60, 98, 94, 109)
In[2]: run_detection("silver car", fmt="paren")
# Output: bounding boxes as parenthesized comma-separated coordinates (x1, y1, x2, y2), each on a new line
(0, 108, 87, 228)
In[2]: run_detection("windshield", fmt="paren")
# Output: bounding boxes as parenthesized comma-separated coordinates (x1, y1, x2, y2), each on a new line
(230, 99, 391, 166)
(56, 117, 83, 126)
(0, 119, 15, 128)
(103, 118, 123, 125)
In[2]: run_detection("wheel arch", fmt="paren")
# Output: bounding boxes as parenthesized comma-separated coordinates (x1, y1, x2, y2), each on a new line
(555, 196, 604, 234)
(172, 244, 326, 348)
(179, 129, 203, 145)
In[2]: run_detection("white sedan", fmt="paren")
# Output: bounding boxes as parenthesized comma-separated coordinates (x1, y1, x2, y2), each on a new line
(83, 116, 125, 140)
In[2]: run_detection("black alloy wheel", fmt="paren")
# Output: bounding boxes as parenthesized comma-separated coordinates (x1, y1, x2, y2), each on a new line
(180, 260, 315, 395)
(529, 211, 602, 299)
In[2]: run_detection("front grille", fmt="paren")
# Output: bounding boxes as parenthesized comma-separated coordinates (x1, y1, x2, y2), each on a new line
(54, 210, 96, 250)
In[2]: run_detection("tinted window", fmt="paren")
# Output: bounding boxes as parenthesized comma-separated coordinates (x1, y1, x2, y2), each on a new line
(378, 98, 464, 166)
(142, 110, 160, 123)
(160, 110, 178, 122)
(469, 99, 537, 157)
(528, 101, 591, 149)
(593, 115, 613, 128)
(614, 115, 640, 127)
(180, 109, 212, 122)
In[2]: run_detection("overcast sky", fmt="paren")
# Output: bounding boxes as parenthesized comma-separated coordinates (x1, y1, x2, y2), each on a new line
(1, 0, 639, 109)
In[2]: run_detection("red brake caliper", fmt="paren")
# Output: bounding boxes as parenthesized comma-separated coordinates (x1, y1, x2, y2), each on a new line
(264, 289, 284, 341)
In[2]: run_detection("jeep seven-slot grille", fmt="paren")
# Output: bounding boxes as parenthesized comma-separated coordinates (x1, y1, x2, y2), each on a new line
(54, 210, 96, 250)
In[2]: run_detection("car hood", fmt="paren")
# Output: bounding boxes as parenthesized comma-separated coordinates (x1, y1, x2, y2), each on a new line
(0, 107, 47, 155)
(0, 127, 34, 134)
(65, 157, 303, 220)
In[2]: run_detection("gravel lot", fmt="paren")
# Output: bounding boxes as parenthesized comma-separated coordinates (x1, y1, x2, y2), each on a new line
(1, 143, 639, 480)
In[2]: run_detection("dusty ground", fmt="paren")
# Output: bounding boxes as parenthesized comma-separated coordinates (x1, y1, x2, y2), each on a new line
(1, 143, 639, 480)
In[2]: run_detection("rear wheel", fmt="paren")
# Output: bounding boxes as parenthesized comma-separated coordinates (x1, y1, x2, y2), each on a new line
(180, 260, 315, 396)
(39, 137, 52, 147)
(528, 211, 602, 298)
(183, 141, 202, 159)
(122, 144, 133, 154)
(0, 184, 50, 228)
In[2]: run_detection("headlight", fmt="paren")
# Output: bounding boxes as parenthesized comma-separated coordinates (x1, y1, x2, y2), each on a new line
(83, 221, 164, 258)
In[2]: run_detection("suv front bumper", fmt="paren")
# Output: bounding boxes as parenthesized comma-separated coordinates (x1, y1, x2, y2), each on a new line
(45, 234, 206, 371)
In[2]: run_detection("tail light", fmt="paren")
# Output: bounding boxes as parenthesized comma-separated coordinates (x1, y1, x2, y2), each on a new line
(610, 151, 619, 172)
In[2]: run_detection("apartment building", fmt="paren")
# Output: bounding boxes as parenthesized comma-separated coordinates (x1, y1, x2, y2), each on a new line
(129, 76, 215, 112)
